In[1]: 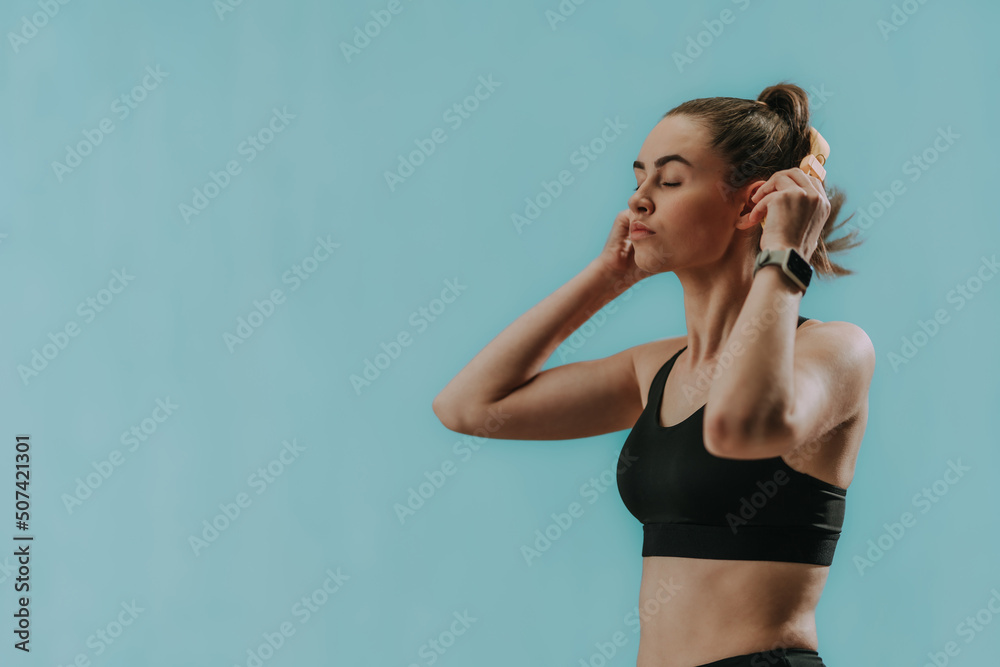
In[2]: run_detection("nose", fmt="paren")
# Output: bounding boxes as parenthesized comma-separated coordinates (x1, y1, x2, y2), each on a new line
(629, 188, 651, 216)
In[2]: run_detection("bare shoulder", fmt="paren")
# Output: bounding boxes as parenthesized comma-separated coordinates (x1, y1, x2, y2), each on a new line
(629, 335, 689, 406)
(797, 318, 876, 424)
(799, 319, 876, 373)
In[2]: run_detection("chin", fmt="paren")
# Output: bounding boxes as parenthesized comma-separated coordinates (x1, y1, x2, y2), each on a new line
(634, 242, 674, 274)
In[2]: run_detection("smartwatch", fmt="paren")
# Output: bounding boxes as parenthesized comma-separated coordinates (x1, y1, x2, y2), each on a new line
(753, 247, 812, 293)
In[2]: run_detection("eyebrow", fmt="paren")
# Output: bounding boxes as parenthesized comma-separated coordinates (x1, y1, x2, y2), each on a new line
(633, 154, 693, 170)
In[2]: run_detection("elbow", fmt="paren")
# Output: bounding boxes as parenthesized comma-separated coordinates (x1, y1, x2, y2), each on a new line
(703, 407, 792, 459)
(702, 412, 742, 458)
(432, 395, 466, 433)
(434, 396, 513, 437)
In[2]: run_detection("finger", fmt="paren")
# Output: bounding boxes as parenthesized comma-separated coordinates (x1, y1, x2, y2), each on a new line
(749, 185, 801, 224)
(750, 175, 777, 203)
(770, 171, 805, 195)
(756, 173, 813, 220)
(747, 192, 777, 226)
(782, 167, 827, 200)
(750, 171, 799, 202)
(783, 169, 830, 247)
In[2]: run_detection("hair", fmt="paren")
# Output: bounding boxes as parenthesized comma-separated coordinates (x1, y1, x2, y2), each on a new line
(663, 82, 863, 278)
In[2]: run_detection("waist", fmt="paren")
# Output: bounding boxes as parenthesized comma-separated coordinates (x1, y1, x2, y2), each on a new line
(635, 556, 826, 667)
(642, 522, 841, 566)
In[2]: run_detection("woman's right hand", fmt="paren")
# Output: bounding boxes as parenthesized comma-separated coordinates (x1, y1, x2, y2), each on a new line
(593, 209, 657, 287)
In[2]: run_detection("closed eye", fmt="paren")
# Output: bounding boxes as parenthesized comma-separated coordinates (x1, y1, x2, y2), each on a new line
(634, 183, 680, 191)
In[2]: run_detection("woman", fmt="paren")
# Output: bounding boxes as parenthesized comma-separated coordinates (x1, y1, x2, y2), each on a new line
(432, 83, 875, 667)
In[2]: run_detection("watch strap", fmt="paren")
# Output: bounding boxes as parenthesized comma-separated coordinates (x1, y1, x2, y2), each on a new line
(753, 247, 812, 292)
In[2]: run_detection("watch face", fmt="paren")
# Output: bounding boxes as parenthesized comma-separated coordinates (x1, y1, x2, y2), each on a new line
(787, 249, 812, 287)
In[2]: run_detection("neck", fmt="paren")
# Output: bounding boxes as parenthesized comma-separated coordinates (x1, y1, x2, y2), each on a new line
(672, 240, 760, 366)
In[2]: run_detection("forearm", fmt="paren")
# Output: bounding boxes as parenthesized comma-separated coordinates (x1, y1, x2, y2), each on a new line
(704, 262, 804, 448)
(434, 260, 636, 415)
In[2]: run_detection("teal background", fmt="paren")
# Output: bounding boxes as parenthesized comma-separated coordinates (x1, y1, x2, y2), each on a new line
(2, 0, 998, 665)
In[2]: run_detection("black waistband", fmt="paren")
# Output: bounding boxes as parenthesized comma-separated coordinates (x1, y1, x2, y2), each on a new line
(642, 522, 840, 566)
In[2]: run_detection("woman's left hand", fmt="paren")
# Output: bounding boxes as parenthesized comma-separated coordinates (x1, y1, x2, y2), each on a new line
(747, 166, 831, 263)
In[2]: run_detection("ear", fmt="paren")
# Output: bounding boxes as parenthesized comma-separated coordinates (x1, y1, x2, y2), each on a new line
(735, 179, 767, 230)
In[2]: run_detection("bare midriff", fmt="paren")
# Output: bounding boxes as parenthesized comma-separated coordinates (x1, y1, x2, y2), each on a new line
(635, 555, 829, 667)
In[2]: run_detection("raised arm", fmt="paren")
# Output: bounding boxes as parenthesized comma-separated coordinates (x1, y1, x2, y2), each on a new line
(432, 211, 661, 440)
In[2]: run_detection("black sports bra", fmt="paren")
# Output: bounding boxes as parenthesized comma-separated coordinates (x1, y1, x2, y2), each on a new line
(616, 315, 847, 565)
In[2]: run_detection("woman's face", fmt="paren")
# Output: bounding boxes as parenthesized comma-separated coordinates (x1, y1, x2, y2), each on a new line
(628, 114, 753, 274)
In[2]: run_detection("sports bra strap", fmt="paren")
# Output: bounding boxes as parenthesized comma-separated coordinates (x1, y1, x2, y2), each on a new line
(650, 315, 810, 406)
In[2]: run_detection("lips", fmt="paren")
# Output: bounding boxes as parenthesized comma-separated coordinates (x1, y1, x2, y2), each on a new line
(630, 221, 654, 236)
